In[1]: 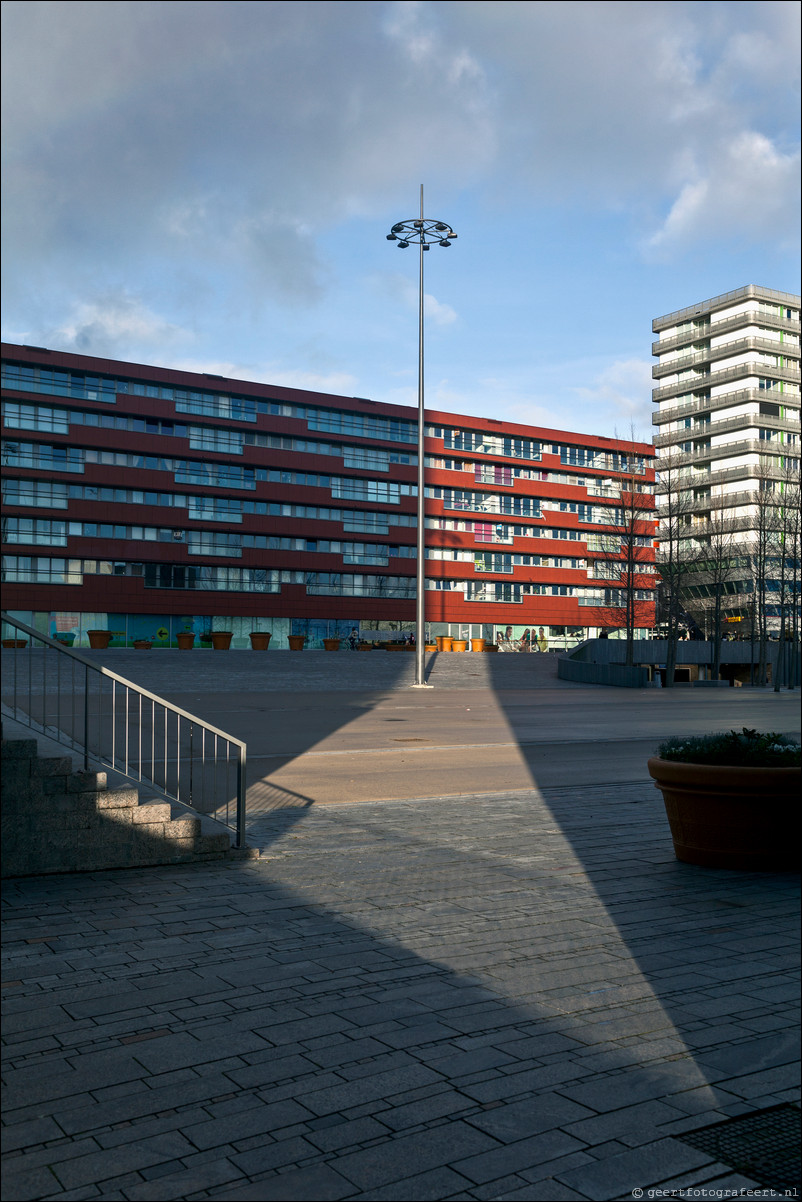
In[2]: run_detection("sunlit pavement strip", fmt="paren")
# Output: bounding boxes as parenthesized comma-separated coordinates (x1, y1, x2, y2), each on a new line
(2, 783, 799, 1202)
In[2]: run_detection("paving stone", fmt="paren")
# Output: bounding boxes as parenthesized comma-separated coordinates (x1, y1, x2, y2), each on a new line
(331, 1122, 501, 1190)
(453, 1128, 586, 1185)
(466, 1094, 595, 1143)
(212, 1164, 354, 1199)
(3, 751, 799, 1202)
(183, 1098, 314, 1151)
(555, 1136, 713, 1196)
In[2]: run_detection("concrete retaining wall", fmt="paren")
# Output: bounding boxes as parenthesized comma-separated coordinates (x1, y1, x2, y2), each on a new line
(557, 658, 650, 688)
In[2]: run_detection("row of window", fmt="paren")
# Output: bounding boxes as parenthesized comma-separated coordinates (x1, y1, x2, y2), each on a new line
(4, 520, 652, 583)
(3, 365, 656, 471)
(427, 578, 650, 604)
(3, 448, 642, 529)
(3, 481, 657, 553)
(0, 556, 418, 597)
(2, 362, 420, 442)
(2, 403, 418, 470)
(426, 427, 650, 475)
(1, 480, 417, 532)
(0, 519, 423, 563)
(1, 442, 418, 501)
(2, 556, 652, 606)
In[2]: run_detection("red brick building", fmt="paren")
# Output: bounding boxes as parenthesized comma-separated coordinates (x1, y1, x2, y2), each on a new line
(2, 344, 656, 649)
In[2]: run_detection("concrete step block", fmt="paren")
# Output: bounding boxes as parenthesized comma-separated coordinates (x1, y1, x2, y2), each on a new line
(164, 818, 201, 839)
(131, 803, 173, 824)
(195, 833, 234, 855)
(67, 770, 108, 793)
(36, 755, 75, 777)
(1, 738, 39, 759)
(96, 788, 140, 810)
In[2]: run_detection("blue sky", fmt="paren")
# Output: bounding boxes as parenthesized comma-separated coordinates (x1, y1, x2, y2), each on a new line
(2, 0, 799, 443)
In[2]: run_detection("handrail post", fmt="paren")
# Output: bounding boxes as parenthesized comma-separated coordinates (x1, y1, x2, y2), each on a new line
(236, 745, 246, 849)
(83, 663, 89, 771)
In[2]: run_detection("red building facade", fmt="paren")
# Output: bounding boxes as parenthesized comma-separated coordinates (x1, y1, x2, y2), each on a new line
(2, 344, 656, 649)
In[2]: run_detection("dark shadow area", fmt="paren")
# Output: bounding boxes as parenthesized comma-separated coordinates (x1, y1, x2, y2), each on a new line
(4, 645, 799, 1198)
(2, 801, 799, 1200)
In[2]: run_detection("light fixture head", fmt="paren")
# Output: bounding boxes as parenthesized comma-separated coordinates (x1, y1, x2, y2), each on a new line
(391, 223, 405, 234)
(440, 240, 451, 247)
(386, 233, 397, 241)
(422, 243, 430, 251)
(397, 240, 410, 248)
(435, 223, 448, 231)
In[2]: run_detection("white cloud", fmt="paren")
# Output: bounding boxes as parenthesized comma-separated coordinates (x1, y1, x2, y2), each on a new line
(171, 359, 360, 397)
(51, 295, 190, 357)
(648, 131, 800, 253)
(572, 359, 655, 439)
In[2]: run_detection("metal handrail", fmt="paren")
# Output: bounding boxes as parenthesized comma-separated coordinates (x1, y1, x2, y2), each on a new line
(0, 613, 247, 847)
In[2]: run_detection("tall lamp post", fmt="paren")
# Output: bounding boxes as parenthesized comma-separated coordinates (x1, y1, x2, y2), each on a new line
(387, 186, 457, 687)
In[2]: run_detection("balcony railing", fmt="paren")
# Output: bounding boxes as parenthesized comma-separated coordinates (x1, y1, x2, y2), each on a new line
(652, 336, 800, 379)
(653, 412, 800, 447)
(652, 361, 801, 403)
(653, 310, 801, 355)
(653, 285, 800, 332)
(651, 386, 797, 425)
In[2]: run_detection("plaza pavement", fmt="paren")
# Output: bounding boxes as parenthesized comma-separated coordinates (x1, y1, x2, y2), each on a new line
(2, 651, 800, 1200)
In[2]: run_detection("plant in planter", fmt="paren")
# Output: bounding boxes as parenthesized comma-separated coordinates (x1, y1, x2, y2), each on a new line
(87, 630, 112, 649)
(648, 728, 800, 871)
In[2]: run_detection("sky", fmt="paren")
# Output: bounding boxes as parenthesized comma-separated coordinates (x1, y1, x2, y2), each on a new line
(2, 0, 800, 444)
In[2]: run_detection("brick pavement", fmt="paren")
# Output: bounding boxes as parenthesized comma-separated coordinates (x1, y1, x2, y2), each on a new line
(3, 779, 799, 1201)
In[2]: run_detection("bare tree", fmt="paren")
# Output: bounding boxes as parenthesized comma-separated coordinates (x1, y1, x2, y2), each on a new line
(680, 509, 740, 681)
(654, 450, 698, 687)
(772, 457, 801, 691)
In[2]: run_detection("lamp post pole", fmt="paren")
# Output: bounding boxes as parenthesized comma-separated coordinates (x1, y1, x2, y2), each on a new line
(387, 186, 457, 687)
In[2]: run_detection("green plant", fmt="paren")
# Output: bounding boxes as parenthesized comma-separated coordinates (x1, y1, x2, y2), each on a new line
(657, 728, 801, 768)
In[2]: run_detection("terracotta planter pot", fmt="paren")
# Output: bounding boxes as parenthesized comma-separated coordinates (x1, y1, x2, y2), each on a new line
(133, 640, 152, 650)
(484, 644, 499, 652)
(358, 643, 373, 650)
(471, 638, 486, 653)
(425, 643, 437, 652)
(249, 632, 271, 650)
(54, 633, 75, 647)
(322, 638, 341, 651)
(176, 632, 195, 650)
(87, 631, 111, 649)
(647, 756, 800, 871)
(451, 640, 468, 652)
(436, 636, 453, 652)
(287, 635, 306, 651)
(211, 632, 233, 650)
(2, 639, 28, 648)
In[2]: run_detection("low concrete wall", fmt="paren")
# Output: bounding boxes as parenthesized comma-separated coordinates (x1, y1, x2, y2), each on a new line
(557, 657, 650, 688)
(569, 639, 791, 667)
